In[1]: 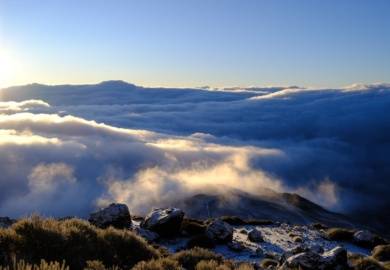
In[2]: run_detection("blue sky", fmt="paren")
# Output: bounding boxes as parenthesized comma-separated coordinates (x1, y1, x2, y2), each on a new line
(1, 0, 390, 88)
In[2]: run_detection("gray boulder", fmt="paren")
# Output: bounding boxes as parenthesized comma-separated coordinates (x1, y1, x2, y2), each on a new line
(141, 208, 184, 237)
(205, 219, 233, 243)
(353, 230, 377, 248)
(321, 246, 348, 269)
(281, 251, 322, 269)
(280, 246, 347, 270)
(89, 203, 131, 229)
(309, 244, 324, 254)
(248, 228, 264, 242)
(255, 247, 264, 257)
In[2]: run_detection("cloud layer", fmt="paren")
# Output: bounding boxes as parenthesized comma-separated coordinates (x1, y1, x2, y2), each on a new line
(1, 82, 390, 231)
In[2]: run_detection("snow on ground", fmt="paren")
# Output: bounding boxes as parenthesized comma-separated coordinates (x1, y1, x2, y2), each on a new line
(133, 221, 370, 262)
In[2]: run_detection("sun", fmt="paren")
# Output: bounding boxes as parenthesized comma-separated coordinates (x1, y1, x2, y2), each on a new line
(0, 47, 21, 89)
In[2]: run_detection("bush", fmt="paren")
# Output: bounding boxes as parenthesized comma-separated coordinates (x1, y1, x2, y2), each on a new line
(259, 258, 278, 269)
(234, 263, 254, 270)
(219, 217, 246, 226)
(84, 261, 107, 270)
(0, 260, 68, 270)
(372, 245, 390, 262)
(0, 216, 159, 270)
(84, 260, 120, 270)
(171, 248, 223, 270)
(194, 260, 219, 270)
(324, 227, 355, 241)
(186, 235, 215, 249)
(348, 253, 385, 270)
(245, 219, 273, 226)
(311, 223, 328, 230)
(219, 216, 273, 226)
(132, 258, 182, 270)
(194, 260, 254, 270)
(180, 219, 206, 236)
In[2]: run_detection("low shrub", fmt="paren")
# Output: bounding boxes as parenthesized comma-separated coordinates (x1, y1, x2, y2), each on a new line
(194, 260, 219, 270)
(245, 219, 273, 226)
(234, 263, 255, 270)
(171, 248, 223, 270)
(372, 245, 390, 262)
(0, 216, 159, 270)
(348, 253, 384, 270)
(186, 235, 215, 249)
(180, 219, 206, 236)
(0, 260, 68, 270)
(311, 223, 328, 230)
(259, 258, 278, 269)
(219, 217, 246, 226)
(219, 216, 273, 226)
(84, 260, 121, 270)
(132, 258, 182, 270)
(324, 227, 355, 241)
(194, 260, 253, 270)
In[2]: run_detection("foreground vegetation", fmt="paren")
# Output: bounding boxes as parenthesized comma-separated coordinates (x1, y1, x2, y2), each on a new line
(0, 216, 158, 270)
(1, 216, 389, 270)
(0, 217, 255, 270)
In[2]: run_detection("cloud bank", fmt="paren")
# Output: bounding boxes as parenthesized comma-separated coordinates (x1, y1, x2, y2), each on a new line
(0, 82, 389, 231)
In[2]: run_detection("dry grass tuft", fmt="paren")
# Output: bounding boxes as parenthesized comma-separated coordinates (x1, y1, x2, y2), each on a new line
(372, 245, 390, 262)
(324, 227, 355, 241)
(0, 260, 68, 270)
(171, 248, 223, 270)
(0, 216, 159, 270)
(132, 258, 182, 270)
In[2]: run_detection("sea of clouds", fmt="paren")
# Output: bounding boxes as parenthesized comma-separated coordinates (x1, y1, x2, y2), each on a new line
(0, 81, 389, 230)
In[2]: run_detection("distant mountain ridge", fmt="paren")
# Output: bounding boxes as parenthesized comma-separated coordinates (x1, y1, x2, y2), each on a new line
(173, 189, 355, 229)
(0, 80, 261, 106)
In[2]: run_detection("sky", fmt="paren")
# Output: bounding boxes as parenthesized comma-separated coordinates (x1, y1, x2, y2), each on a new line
(1, 0, 390, 88)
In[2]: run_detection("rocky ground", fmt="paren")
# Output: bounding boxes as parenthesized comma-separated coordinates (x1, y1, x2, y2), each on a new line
(88, 203, 390, 269)
(1, 203, 389, 269)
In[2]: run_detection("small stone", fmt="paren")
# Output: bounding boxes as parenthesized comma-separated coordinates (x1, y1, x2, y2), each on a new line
(321, 246, 348, 269)
(205, 219, 234, 243)
(255, 247, 264, 256)
(353, 230, 377, 248)
(292, 236, 303, 243)
(248, 228, 264, 242)
(309, 244, 324, 254)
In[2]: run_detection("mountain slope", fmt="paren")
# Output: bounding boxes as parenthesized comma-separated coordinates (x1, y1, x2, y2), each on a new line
(176, 189, 353, 228)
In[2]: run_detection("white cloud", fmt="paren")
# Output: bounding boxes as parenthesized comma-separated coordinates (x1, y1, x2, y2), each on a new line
(294, 178, 339, 208)
(28, 163, 76, 192)
(0, 107, 286, 217)
(0, 82, 389, 231)
(0, 100, 50, 114)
